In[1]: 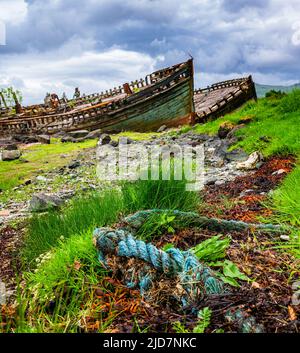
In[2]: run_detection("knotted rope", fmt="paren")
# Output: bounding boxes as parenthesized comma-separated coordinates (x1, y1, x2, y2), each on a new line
(93, 209, 266, 333)
(93, 227, 225, 301)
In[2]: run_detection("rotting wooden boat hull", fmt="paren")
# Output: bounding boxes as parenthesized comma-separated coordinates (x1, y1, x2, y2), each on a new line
(73, 78, 193, 133)
(194, 76, 257, 123)
(0, 60, 195, 137)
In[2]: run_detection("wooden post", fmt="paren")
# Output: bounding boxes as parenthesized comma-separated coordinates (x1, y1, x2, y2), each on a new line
(0, 91, 8, 109)
(12, 91, 22, 114)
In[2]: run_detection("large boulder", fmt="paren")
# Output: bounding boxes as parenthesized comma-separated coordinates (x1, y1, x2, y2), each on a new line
(67, 129, 103, 143)
(68, 130, 89, 139)
(37, 135, 51, 144)
(29, 193, 64, 212)
(1, 149, 21, 161)
(237, 151, 264, 170)
(13, 135, 38, 144)
(86, 129, 103, 139)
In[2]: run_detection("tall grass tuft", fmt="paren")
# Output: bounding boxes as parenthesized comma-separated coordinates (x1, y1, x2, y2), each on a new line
(122, 169, 201, 213)
(271, 165, 300, 227)
(19, 230, 109, 333)
(23, 172, 201, 265)
(23, 190, 124, 266)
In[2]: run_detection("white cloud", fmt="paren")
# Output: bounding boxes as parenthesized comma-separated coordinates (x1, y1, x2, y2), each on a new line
(0, 0, 28, 24)
(0, 44, 157, 105)
(1, 0, 300, 104)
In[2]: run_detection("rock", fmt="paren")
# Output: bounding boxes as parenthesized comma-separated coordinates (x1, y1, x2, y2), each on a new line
(24, 179, 32, 186)
(280, 235, 290, 241)
(36, 175, 48, 182)
(0, 210, 10, 217)
(26, 136, 39, 143)
(69, 130, 89, 139)
(205, 178, 218, 186)
(19, 158, 29, 163)
(4, 144, 18, 151)
(239, 189, 255, 198)
(237, 151, 264, 170)
(13, 135, 38, 144)
(68, 160, 81, 169)
(53, 131, 67, 138)
(29, 193, 64, 212)
(157, 125, 167, 133)
(218, 122, 235, 139)
(225, 149, 248, 162)
(61, 136, 75, 143)
(272, 169, 286, 176)
(1, 149, 21, 161)
(215, 180, 225, 186)
(98, 134, 111, 145)
(85, 129, 103, 139)
(109, 140, 119, 148)
(37, 135, 50, 144)
(260, 136, 271, 143)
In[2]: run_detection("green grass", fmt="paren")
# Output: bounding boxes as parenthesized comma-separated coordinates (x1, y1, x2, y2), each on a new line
(271, 165, 300, 227)
(23, 168, 201, 266)
(122, 177, 200, 214)
(14, 172, 201, 332)
(22, 189, 124, 266)
(18, 230, 108, 333)
(111, 131, 160, 141)
(192, 90, 300, 157)
(0, 138, 97, 190)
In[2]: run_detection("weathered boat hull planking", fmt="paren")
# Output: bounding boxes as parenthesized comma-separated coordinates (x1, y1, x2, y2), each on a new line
(194, 76, 257, 123)
(82, 78, 193, 132)
(0, 60, 194, 136)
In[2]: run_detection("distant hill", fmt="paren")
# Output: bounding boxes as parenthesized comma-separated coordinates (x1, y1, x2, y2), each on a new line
(255, 83, 300, 98)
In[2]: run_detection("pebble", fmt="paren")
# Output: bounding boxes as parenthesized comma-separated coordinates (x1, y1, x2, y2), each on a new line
(280, 235, 290, 241)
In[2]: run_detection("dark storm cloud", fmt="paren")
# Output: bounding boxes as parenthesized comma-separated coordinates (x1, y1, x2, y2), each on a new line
(1, 0, 300, 104)
(222, 0, 270, 12)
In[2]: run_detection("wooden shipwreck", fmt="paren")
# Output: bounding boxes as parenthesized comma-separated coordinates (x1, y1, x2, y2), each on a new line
(194, 76, 257, 123)
(0, 61, 258, 138)
(0, 60, 195, 137)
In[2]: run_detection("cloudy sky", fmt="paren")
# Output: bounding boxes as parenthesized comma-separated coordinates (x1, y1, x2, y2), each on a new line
(0, 0, 300, 105)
